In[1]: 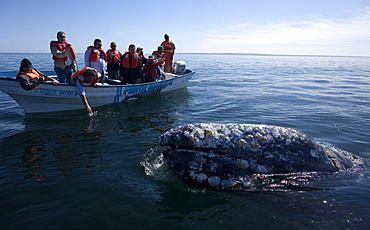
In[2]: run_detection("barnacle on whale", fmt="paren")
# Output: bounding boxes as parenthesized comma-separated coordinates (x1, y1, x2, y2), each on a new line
(159, 123, 364, 189)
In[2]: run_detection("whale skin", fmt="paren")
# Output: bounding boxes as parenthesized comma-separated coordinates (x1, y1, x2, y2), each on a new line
(159, 123, 364, 188)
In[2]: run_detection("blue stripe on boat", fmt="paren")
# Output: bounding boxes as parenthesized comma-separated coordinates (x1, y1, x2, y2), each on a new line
(114, 87, 122, 103)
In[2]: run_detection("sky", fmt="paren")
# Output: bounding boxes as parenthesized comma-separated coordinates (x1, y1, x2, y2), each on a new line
(1, 0, 369, 56)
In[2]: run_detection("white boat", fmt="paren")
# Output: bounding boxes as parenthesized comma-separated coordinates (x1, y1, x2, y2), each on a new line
(0, 68, 195, 113)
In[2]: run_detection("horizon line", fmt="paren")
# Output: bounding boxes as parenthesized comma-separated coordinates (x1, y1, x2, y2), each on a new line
(0, 52, 368, 58)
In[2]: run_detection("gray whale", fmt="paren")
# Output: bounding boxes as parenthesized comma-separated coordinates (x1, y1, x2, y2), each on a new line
(159, 123, 364, 188)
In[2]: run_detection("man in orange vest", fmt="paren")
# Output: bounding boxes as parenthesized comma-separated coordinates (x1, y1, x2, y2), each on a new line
(152, 46, 165, 71)
(16, 58, 59, 90)
(106, 42, 122, 80)
(120, 44, 141, 84)
(50, 31, 77, 84)
(161, 34, 176, 73)
(143, 55, 162, 82)
(85, 39, 108, 83)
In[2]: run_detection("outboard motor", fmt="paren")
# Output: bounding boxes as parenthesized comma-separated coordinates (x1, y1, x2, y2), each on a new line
(172, 61, 186, 75)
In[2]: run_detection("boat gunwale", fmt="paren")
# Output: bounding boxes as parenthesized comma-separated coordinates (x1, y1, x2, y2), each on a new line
(0, 69, 196, 88)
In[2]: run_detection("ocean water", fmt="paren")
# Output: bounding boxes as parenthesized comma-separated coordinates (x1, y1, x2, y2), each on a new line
(0, 53, 369, 229)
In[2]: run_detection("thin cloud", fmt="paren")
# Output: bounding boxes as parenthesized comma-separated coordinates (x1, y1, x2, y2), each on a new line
(206, 10, 370, 45)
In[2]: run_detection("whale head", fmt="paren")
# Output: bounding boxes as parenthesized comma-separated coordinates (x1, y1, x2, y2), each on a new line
(159, 123, 363, 188)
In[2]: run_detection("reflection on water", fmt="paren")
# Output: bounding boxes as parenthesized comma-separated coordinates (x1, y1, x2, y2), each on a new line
(1, 89, 190, 184)
(4, 115, 106, 181)
(158, 185, 230, 221)
(150, 170, 370, 228)
(141, 148, 232, 221)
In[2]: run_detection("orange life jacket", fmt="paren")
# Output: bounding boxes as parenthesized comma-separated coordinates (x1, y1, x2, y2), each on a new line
(106, 49, 121, 63)
(72, 67, 99, 87)
(144, 63, 159, 79)
(18, 69, 41, 81)
(87, 46, 108, 62)
(121, 52, 139, 69)
(50, 41, 76, 61)
(152, 51, 165, 66)
(161, 41, 174, 53)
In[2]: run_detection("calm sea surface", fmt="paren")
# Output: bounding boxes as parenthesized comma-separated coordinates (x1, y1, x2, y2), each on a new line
(0, 53, 369, 229)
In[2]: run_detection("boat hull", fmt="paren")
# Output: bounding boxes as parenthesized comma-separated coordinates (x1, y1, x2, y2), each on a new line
(0, 70, 195, 113)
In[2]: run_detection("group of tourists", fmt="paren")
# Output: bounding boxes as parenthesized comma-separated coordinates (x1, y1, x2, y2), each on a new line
(51, 31, 175, 84)
(15, 31, 176, 114)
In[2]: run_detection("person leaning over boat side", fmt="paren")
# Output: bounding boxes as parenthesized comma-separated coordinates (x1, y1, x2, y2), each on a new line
(142, 55, 162, 83)
(120, 44, 141, 84)
(72, 67, 100, 114)
(152, 46, 165, 71)
(85, 39, 108, 83)
(161, 34, 175, 73)
(106, 42, 122, 80)
(50, 31, 77, 84)
(16, 58, 59, 90)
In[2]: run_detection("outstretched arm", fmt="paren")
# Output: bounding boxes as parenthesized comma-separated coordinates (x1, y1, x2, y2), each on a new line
(80, 94, 93, 114)
(156, 65, 162, 81)
(34, 68, 59, 85)
(76, 80, 93, 114)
